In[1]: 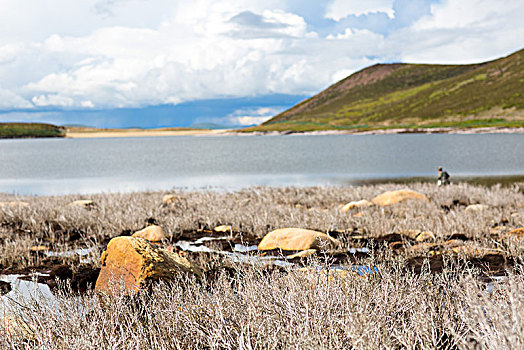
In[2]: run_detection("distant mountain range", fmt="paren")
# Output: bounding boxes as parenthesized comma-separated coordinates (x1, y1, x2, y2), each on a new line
(249, 48, 524, 131)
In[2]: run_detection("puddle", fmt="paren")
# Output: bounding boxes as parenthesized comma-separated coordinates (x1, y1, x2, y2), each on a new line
(176, 237, 229, 253)
(233, 244, 258, 253)
(0, 274, 57, 317)
(45, 247, 96, 264)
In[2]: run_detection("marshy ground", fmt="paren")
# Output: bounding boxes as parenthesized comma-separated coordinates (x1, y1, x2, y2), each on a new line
(1, 183, 523, 348)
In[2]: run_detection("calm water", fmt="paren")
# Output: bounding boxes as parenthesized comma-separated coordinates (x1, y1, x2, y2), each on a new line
(0, 134, 523, 195)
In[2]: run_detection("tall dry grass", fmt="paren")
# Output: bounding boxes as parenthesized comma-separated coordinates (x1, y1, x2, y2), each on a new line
(1, 183, 523, 348)
(1, 182, 523, 269)
(2, 261, 524, 349)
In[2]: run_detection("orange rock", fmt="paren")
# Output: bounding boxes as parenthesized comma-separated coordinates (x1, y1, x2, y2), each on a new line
(132, 225, 166, 242)
(214, 225, 232, 233)
(258, 228, 340, 251)
(95, 236, 201, 294)
(371, 190, 429, 207)
(416, 231, 436, 242)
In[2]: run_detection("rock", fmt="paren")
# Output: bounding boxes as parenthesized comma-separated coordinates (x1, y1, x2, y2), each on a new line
(95, 236, 202, 294)
(258, 228, 341, 251)
(162, 194, 180, 205)
(371, 190, 429, 207)
(132, 225, 166, 242)
(214, 225, 232, 233)
(415, 231, 436, 242)
(0, 201, 29, 209)
(29, 245, 48, 252)
(465, 204, 489, 213)
(70, 199, 95, 208)
(341, 200, 372, 212)
(286, 249, 318, 259)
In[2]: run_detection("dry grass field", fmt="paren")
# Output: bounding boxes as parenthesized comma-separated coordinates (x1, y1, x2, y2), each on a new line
(1, 183, 523, 349)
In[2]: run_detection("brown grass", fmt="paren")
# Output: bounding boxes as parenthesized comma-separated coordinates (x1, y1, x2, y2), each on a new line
(1, 183, 523, 348)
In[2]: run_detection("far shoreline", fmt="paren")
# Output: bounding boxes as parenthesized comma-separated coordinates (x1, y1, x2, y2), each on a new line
(65, 125, 524, 138)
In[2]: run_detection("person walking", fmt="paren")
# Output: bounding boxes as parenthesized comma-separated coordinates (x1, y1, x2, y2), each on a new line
(437, 166, 450, 186)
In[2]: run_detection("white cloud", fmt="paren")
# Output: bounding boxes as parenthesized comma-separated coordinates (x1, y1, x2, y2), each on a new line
(325, 0, 395, 21)
(32, 94, 74, 107)
(198, 106, 284, 126)
(0, 0, 522, 111)
(0, 88, 32, 109)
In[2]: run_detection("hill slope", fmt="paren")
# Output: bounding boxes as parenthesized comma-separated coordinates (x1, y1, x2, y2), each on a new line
(252, 48, 524, 131)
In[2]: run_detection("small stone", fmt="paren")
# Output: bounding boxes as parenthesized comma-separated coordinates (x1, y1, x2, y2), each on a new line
(70, 199, 95, 208)
(132, 225, 166, 242)
(214, 225, 232, 233)
(29, 245, 48, 252)
(465, 204, 489, 213)
(371, 190, 429, 207)
(415, 231, 436, 242)
(341, 200, 372, 212)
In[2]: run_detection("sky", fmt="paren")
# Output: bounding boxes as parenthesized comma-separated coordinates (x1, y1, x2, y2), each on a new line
(0, 0, 523, 128)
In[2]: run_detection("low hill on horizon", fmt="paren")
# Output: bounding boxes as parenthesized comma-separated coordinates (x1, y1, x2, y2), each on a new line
(248, 48, 524, 131)
(0, 122, 65, 138)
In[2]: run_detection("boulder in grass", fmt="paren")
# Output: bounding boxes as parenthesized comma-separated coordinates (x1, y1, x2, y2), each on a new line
(70, 199, 95, 209)
(371, 190, 429, 207)
(258, 228, 340, 251)
(132, 225, 166, 242)
(341, 200, 372, 212)
(214, 225, 232, 233)
(95, 236, 202, 294)
(415, 231, 436, 242)
(465, 204, 489, 213)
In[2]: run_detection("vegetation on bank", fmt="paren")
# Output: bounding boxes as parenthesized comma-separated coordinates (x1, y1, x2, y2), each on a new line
(1, 184, 523, 348)
(248, 48, 524, 132)
(0, 123, 65, 139)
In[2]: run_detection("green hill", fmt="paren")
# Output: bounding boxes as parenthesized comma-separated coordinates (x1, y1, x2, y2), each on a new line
(250, 48, 524, 132)
(0, 122, 65, 138)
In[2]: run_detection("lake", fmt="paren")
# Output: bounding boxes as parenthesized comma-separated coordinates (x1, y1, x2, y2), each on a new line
(0, 133, 523, 195)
